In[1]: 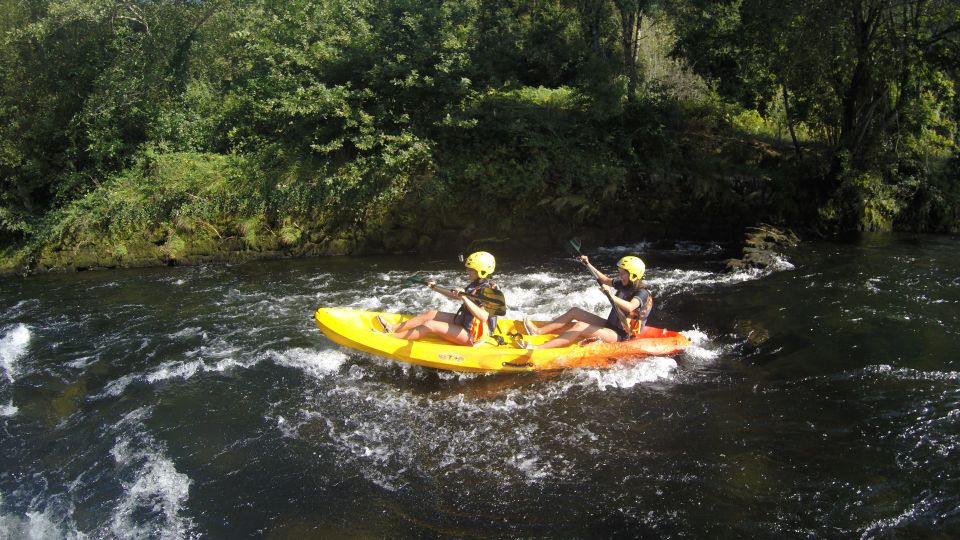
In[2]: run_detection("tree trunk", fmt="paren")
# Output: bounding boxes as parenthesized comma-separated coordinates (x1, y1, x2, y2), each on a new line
(579, 0, 606, 56)
(615, 2, 645, 102)
(835, 1, 883, 174)
(619, 7, 638, 100)
(782, 85, 802, 159)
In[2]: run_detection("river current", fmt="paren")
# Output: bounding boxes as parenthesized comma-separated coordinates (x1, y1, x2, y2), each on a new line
(0, 234, 957, 538)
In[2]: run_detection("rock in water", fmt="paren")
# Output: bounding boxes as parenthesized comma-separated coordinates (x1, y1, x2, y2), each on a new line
(725, 224, 799, 272)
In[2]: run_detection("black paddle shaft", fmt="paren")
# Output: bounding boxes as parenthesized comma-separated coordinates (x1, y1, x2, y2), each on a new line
(404, 275, 507, 316)
(565, 239, 630, 332)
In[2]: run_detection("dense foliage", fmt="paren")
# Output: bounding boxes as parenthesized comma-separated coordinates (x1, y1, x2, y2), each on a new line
(669, 0, 960, 231)
(0, 0, 957, 270)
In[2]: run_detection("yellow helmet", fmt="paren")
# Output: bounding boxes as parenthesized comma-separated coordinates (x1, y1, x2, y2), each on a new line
(464, 251, 496, 278)
(617, 255, 645, 281)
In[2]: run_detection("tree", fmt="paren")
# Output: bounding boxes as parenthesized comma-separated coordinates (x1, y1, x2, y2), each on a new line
(0, 0, 236, 238)
(612, 0, 658, 100)
(669, 0, 960, 227)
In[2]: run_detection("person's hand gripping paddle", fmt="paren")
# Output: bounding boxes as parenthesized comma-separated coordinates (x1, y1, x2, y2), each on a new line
(565, 239, 630, 332)
(403, 275, 507, 316)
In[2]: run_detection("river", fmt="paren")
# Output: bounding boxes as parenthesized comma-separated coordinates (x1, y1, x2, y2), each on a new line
(1, 234, 957, 538)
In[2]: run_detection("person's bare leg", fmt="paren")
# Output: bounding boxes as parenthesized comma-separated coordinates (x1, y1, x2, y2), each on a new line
(389, 310, 454, 333)
(523, 322, 617, 350)
(391, 319, 471, 345)
(530, 308, 607, 335)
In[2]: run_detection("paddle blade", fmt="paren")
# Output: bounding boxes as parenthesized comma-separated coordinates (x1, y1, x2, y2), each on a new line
(473, 287, 506, 307)
(565, 238, 582, 257)
(483, 303, 508, 317)
(464, 287, 507, 316)
(481, 302, 507, 317)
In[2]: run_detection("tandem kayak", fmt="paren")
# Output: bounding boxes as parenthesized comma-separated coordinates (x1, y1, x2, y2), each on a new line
(314, 307, 690, 372)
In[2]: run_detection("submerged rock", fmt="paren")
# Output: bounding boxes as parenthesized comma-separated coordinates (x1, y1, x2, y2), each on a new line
(733, 319, 770, 346)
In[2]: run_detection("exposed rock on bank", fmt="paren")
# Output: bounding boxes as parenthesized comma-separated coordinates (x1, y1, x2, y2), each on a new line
(1, 223, 546, 276)
(725, 224, 799, 272)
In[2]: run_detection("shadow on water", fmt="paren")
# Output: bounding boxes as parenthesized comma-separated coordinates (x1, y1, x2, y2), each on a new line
(367, 366, 564, 402)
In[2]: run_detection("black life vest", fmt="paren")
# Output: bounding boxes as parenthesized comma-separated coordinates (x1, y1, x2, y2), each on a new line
(606, 282, 653, 339)
(454, 278, 499, 337)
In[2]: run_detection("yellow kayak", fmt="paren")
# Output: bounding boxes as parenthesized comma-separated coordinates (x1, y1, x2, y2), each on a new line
(314, 307, 691, 372)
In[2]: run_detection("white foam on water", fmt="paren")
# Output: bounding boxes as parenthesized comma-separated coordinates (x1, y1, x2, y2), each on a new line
(1, 402, 18, 417)
(767, 254, 796, 272)
(511, 454, 552, 483)
(87, 281, 120, 290)
(307, 272, 333, 285)
(515, 287, 613, 321)
(860, 364, 960, 383)
(99, 361, 209, 398)
(66, 355, 98, 370)
(648, 268, 770, 294)
(434, 369, 479, 381)
(311, 407, 412, 491)
(0, 495, 85, 540)
(167, 327, 203, 340)
(566, 357, 678, 391)
(274, 415, 299, 439)
(0, 324, 29, 418)
(1, 324, 30, 382)
(294, 359, 685, 493)
(24, 512, 69, 540)
(681, 328, 711, 347)
(312, 366, 665, 487)
(187, 339, 242, 362)
(209, 357, 249, 372)
(145, 361, 204, 385)
(96, 349, 261, 399)
(259, 294, 320, 318)
(109, 454, 193, 539)
(346, 362, 372, 381)
(108, 409, 194, 540)
(859, 497, 931, 540)
(352, 297, 382, 311)
(680, 329, 721, 361)
(514, 271, 568, 287)
(98, 373, 140, 398)
(269, 347, 348, 379)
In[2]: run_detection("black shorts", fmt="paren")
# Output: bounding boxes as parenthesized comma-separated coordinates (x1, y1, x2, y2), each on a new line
(605, 320, 630, 342)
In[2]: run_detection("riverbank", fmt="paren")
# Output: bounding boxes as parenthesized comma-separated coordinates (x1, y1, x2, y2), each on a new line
(2, 93, 954, 278)
(0, 195, 796, 277)
(0, 113, 818, 276)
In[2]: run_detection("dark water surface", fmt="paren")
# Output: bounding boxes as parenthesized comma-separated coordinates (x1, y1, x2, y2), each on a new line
(1, 234, 958, 538)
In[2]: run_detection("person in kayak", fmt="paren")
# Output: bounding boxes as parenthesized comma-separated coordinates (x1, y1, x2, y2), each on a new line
(377, 251, 501, 346)
(519, 255, 652, 349)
